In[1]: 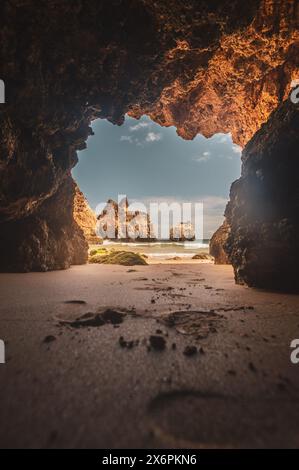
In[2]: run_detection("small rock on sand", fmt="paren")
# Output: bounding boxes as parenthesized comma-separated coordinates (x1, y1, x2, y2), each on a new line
(59, 308, 126, 329)
(149, 335, 166, 351)
(43, 335, 56, 344)
(183, 345, 197, 356)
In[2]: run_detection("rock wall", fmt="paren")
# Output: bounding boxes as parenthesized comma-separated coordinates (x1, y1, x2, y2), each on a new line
(73, 183, 102, 245)
(225, 97, 299, 291)
(0, 175, 88, 272)
(129, 0, 299, 146)
(0, 0, 298, 280)
(209, 221, 230, 265)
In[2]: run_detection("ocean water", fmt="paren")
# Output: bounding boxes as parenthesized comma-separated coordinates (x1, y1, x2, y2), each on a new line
(101, 240, 210, 259)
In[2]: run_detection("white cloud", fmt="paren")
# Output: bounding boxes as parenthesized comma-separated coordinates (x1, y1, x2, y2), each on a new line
(120, 135, 133, 143)
(194, 151, 211, 163)
(201, 195, 228, 238)
(145, 132, 162, 143)
(216, 134, 231, 144)
(121, 128, 162, 146)
(232, 144, 242, 155)
(214, 133, 243, 157)
(129, 122, 150, 132)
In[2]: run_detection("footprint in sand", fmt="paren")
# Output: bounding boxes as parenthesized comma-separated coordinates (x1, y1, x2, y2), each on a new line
(147, 390, 299, 448)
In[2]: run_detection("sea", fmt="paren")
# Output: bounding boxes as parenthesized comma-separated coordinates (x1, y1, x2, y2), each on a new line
(101, 240, 210, 260)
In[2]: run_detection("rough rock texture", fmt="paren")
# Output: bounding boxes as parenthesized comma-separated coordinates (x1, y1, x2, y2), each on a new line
(73, 183, 102, 244)
(0, 175, 88, 272)
(129, 0, 299, 146)
(97, 198, 155, 241)
(225, 98, 299, 291)
(170, 222, 195, 241)
(210, 221, 230, 265)
(89, 250, 148, 266)
(0, 0, 298, 278)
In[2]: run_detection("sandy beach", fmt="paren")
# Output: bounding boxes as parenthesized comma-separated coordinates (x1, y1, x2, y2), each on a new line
(0, 262, 299, 448)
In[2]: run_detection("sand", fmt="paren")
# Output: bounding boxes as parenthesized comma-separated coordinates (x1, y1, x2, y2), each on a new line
(0, 262, 299, 448)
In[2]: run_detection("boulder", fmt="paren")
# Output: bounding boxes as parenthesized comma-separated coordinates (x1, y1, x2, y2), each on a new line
(209, 221, 230, 265)
(225, 99, 299, 291)
(170, 222, 195, 241)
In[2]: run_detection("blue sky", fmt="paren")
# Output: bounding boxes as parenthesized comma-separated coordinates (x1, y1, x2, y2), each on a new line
(73, 115, 242, 238)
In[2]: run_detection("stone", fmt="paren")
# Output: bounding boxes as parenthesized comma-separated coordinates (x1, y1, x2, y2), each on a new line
(209, 221, 230, 265)
(43, 335, 56, 344)
(149, 335, 166, 351)
(0, 176, 88, 272)
(183, 345, 198, 356)
(170, 222, 195, 241)
(97, 198, 155, 242)
(73, 182, 102, 244)
(225, 99, 299, 291)
(192, 253, 212, 260)
(59, 308, 126, 328)
(89, 250, 148, 266)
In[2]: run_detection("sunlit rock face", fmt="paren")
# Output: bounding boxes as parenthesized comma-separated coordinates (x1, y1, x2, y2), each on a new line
(0, 0, 298, 276)
(73, 183, 102, 245)
(97, 198, 155, 241)
(209, 221, 230, 265)
(225, 98, 299, 291)
(129, 0, 299, 146)
(170, 223, 195, 242)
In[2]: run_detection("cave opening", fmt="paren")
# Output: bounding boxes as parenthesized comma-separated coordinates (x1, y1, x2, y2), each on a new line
(2, 0, 299, 450)
(72, 114, 242, 261)
(0, 0, 298, 291)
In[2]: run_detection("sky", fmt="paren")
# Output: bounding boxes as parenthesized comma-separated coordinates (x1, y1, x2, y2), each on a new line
(72, 115, 242, 239)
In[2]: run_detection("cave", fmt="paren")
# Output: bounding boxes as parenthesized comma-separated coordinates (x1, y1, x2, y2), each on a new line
(0, 0, 298, 285)
(1, 0, 298, 290)
(1, 0, 299, 451)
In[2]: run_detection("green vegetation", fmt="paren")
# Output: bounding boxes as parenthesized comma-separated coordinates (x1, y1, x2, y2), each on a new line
(89, 248, 148, 266)
(89, 247, 108, 256)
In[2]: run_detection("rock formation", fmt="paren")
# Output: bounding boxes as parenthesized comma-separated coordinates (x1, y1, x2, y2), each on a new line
(209, 221, 230, 265)
(129, 0, 299, 146)
(0, 0, 298, 289)
(73, 183, 102, 245)
(97, 198, 155, 241)
(0, 175, 88, 272)
(170, 222, 195, 241)
(225, 98, 299, 291)
(89, 249, 148, 266)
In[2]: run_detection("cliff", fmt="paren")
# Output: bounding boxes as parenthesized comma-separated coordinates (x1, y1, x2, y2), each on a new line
(225, 98, 299, 291)
(97, 198, 155, 241)
(73, 183, 102, 245)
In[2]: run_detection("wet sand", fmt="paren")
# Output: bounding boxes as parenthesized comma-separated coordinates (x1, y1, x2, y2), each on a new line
(0, 263, 299, 448)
